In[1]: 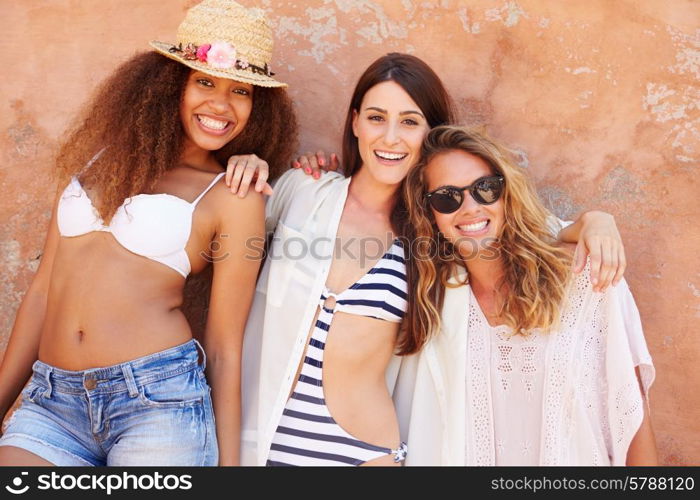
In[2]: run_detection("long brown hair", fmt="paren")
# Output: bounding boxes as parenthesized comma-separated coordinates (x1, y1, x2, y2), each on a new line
(404, 126, 573, 343)
(340, 53, 456, 355)
(56, 51, 297, 221)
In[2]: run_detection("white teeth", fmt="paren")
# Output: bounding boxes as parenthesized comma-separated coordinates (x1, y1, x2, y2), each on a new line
(198, 115, 229, 130)
(375, 151, 408, 161)
(458, 220, 488, 232)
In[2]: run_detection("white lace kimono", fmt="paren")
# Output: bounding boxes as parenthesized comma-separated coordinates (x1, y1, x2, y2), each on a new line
(393, 266, 655, 465)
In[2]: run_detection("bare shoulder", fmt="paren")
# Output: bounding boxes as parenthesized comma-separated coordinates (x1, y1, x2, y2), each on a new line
(204, 178, 264, 206)
(205, 181, 265, 222)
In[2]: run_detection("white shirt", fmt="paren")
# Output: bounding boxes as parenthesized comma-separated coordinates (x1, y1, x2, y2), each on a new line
(240, 169, 403, 465)
(489, 216, 567, 464)
(471, 288, 549, 465)
(393, 265, 655, 465)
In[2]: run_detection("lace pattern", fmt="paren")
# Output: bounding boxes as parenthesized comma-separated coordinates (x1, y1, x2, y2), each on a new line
(541, 270, 600, 464)
(466, 299, 494, 466)
(464, 261, 651, 465)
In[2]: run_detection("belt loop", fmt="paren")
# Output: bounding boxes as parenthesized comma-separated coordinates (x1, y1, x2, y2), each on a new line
(43, 366, 53, 399)
(193, 339, 207, 372)
(121, 364, 139, 398)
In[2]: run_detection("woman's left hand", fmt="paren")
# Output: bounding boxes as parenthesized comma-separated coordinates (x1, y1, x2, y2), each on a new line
(291, 150, 340, 179)
(225, 154, 274, 197)
(571, 211, 626, 292)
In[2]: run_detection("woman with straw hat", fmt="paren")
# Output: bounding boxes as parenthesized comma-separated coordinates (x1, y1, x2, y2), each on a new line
(0, 0, 296, 466)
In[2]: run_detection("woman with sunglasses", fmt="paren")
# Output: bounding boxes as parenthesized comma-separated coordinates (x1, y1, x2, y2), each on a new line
(229, 53, 628, 466)
(396, 125, 656, 465)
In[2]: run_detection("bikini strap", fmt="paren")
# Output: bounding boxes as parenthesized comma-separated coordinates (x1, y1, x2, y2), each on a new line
(75, 147, 107, 180)
(192, 172, 226, 206)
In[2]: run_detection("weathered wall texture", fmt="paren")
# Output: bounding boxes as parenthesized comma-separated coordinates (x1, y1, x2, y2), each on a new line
(1, 0, 698, 464)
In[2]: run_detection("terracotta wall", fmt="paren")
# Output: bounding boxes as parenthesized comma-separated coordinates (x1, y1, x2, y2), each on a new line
(1, 0, 698, 464)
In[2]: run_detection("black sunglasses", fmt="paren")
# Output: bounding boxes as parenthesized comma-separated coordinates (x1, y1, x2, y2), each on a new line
(425, 175, 505, 214)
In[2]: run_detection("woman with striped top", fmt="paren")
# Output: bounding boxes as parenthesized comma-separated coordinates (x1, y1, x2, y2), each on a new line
(233, 53, 455, 466)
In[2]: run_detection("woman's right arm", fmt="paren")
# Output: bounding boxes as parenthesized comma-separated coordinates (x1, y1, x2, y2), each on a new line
(0, 191, 61, 424)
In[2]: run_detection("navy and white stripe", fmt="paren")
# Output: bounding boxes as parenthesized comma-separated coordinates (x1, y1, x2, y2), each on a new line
(322, 240, 407, 323)
(266, 239, 408, 467)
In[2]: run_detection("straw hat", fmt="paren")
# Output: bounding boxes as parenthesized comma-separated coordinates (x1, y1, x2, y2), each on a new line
(150, 0, 286, 88)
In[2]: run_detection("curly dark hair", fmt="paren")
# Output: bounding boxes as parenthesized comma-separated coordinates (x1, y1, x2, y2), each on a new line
(56, 51, 298, 221)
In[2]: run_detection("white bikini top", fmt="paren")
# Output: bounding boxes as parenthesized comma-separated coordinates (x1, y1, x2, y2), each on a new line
(56, 172, 225, 278)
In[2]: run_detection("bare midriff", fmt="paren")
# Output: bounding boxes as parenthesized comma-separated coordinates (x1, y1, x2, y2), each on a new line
(290, 305, 401, 455)
(37, 231, 201, 371)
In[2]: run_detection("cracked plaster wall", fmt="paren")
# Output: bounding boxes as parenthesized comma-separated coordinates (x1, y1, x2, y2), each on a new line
(1, 0, 697, 464)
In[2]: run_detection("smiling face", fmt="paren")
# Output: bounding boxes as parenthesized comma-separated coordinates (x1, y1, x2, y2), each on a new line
(179, 71, 254, 152)
(425, 149, 505, 259)
(351, 80, 430, 187)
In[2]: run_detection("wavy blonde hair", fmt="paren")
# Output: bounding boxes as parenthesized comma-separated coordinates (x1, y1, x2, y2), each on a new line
(404, 125, 573, 342)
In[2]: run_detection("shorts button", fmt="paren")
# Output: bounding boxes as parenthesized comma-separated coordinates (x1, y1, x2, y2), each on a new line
(84, 377, 97, 390)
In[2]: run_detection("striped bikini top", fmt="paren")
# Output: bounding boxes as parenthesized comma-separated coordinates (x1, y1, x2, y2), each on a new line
(320, 239, 408, 323)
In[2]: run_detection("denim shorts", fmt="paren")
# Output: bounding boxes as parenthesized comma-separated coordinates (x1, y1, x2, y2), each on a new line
(0, 339, 218, 466)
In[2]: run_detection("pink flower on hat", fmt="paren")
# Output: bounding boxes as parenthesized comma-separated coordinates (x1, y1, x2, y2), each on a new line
(196, 43, 211, 62)
(206, 41, 237, 69)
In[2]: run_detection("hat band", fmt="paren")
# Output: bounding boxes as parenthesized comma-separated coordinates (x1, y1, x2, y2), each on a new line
(168, 41, 275, 77)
